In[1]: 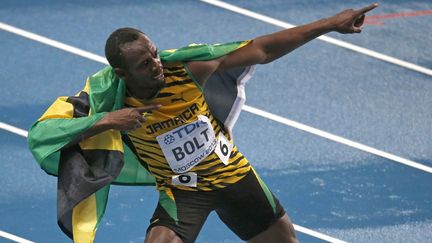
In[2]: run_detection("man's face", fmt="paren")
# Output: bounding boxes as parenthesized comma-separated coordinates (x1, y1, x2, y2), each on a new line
(117, 35, 165, 100)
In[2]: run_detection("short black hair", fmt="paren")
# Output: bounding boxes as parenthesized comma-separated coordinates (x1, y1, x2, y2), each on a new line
(105, 27, 145, 69)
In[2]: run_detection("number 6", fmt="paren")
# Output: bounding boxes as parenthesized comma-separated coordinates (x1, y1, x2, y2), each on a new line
(220, 140, 229, 156)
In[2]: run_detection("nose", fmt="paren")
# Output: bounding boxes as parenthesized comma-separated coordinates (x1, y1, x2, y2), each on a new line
(151, 58, 162, 71)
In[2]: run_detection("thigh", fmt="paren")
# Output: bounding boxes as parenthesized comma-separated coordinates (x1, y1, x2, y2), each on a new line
(146, 188, 215, 243)
(215, 169, 286, 241)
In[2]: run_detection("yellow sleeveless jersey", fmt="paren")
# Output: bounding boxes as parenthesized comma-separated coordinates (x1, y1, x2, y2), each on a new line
(125, 61, 251, 191)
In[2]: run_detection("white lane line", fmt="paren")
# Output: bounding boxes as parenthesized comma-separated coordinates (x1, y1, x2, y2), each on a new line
(244, 105, 432, 174)
(0, 22, 108, 65)
(199, 0, 432, 77)
(0, 122, 28, 137)
(0, 230, 35, 243)
(294, 225, 347, 243)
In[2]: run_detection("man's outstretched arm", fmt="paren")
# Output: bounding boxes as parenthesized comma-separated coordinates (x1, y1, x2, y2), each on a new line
(187, 3, 379, 86)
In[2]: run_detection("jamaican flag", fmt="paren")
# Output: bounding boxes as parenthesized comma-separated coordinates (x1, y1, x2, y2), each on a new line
(27, 40, 255, 242)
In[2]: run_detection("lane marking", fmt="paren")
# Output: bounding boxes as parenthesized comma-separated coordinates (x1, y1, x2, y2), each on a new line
(0, 122, 28, 137)
(243, 105, 432, 174)
(294, 225, 347, 243)
(0, 22, 108, 65)
(0, 230, 35, 243)
(365, 10, 432, 25)
(199, 0, 432, 77)
(367, 9, 432, 19)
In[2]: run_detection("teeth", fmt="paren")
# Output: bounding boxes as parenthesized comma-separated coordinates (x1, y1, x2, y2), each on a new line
(157, 74, 164, 80)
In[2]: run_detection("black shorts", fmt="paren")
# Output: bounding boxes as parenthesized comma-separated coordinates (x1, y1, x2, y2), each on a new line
(147, 169, 285, 243)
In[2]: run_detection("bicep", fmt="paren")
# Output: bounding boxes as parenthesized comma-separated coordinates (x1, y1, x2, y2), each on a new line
(218, 39, 268, 70)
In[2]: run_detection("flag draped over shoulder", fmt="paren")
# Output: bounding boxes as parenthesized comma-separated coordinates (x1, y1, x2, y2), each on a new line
(27, 40, 254, 243)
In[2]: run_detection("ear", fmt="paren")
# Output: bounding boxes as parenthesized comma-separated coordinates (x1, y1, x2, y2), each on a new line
(114, 67, 127, 80)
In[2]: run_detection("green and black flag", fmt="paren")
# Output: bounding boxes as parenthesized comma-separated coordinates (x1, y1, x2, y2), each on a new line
(28, 40, 254, 242)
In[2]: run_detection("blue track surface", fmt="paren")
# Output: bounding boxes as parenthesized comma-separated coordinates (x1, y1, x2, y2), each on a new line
(1, 1, 431, 242)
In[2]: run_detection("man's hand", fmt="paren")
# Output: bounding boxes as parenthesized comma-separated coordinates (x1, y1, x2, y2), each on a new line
(102, 104, 161, 131)
(329, 3, 379, 34)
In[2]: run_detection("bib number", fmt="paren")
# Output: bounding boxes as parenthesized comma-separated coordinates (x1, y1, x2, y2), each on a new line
(214, 133, 233, 165)
(172, 172, 197, 187)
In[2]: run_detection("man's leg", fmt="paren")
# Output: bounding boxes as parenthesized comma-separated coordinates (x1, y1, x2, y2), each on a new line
(247, 214, 298, 243)
(215, 169, 298, 242)
(144, 188, 213, 243)
(145, 226, 183, 243)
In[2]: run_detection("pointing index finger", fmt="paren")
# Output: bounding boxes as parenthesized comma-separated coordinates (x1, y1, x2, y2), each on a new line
(357, 3, 379, 14)
(135, 104, 162, 113)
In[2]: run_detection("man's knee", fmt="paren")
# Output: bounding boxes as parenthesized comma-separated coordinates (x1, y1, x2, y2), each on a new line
(275, 214, 298, 243)
(144, 226, 183, 243)
(248, 214, 298, 243)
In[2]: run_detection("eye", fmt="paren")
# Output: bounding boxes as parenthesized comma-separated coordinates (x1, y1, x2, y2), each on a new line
(139, 60, 150, 68)
(154, 49, 159, 58)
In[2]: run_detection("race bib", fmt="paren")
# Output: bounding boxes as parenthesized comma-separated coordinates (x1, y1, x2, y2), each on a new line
(156, 115, 217, 173)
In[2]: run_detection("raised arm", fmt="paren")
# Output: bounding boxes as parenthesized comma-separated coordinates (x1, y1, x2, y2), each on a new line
(187, 3, 379, 86)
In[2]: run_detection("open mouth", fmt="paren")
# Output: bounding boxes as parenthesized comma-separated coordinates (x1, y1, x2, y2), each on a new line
(154, 73, 164, 81)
